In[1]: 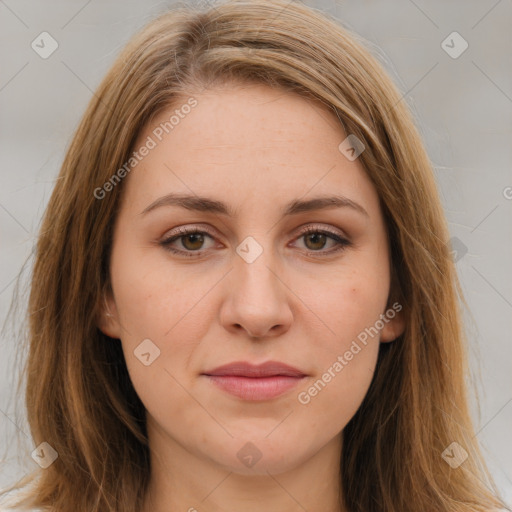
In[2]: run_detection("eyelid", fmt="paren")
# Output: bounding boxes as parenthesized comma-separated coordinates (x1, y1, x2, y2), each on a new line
(162, 222, 347, 242)
(159, 223, 220, 245)
(164, 224, 217, 238)
(294, 222, 348, 239)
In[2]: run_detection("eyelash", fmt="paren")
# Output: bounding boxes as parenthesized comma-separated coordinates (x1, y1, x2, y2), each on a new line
(159, 225, 352, 258)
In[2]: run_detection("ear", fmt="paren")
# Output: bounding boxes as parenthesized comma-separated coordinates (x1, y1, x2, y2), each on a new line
(380, 262, 405, 343)
(379, 302, 405, 343)
(97, 286, 123, 339)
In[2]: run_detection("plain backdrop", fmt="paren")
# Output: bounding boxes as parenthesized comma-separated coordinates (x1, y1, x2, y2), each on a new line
(0, 0, 511, 507)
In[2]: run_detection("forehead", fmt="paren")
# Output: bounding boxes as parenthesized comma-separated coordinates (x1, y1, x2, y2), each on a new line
(123, 83, 379, 218)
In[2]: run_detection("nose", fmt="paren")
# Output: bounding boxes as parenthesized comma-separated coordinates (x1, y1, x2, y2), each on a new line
(219, 249, 293, 340)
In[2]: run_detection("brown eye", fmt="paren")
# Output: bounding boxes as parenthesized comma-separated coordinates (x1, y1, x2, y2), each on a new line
(160, 228, 216, 257)
(181, 233, 205, 251)
(303, 232, 328, 251)
(293, 226, 352, 256)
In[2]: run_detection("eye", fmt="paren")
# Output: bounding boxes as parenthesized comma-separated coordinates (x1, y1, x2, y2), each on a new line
(159, 227, 217, 257)
(159, 224, 351, 258)
(291, 225, 351, 256)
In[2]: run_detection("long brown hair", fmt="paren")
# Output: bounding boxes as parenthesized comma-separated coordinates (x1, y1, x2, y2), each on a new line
(1, 1, 507, 510)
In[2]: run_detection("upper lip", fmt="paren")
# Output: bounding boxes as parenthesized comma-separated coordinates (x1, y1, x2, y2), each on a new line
(202, 361, 306, 378)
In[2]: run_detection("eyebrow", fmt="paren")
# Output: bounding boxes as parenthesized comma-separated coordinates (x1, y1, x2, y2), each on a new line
(139, 193, 369, 218)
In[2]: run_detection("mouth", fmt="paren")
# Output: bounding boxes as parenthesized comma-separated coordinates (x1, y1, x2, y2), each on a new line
(201, 361, 307, 401)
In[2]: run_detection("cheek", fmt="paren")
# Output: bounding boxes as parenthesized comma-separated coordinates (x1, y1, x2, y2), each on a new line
(296, 269, 387, 403)
(288, 269, 388, 435)
(111, 245, 219, 341)
(307, 264, 390, 349)
(110, 250, 219, 404)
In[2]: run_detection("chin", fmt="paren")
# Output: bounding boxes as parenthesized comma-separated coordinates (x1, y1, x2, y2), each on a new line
(202, 433, 314, 476)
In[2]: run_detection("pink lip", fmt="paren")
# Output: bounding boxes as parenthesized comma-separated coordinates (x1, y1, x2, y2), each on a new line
(202, 361, 307, 401)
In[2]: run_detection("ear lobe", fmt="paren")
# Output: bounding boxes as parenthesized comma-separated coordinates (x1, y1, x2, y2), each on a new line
(97, 290, 122, 339)
(379, 306, 405, 343)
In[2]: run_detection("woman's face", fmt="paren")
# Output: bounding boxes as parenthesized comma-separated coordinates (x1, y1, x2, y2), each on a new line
(100, 83, 404, 475)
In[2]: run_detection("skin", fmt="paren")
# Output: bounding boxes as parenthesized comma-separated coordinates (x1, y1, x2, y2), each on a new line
(99, 83, 405, 512)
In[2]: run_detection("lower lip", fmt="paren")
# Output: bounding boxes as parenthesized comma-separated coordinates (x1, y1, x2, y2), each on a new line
(204, 375, 305, 401)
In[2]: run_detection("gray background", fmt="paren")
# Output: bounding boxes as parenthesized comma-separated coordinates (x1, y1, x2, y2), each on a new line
(0, 0, 511, 506)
